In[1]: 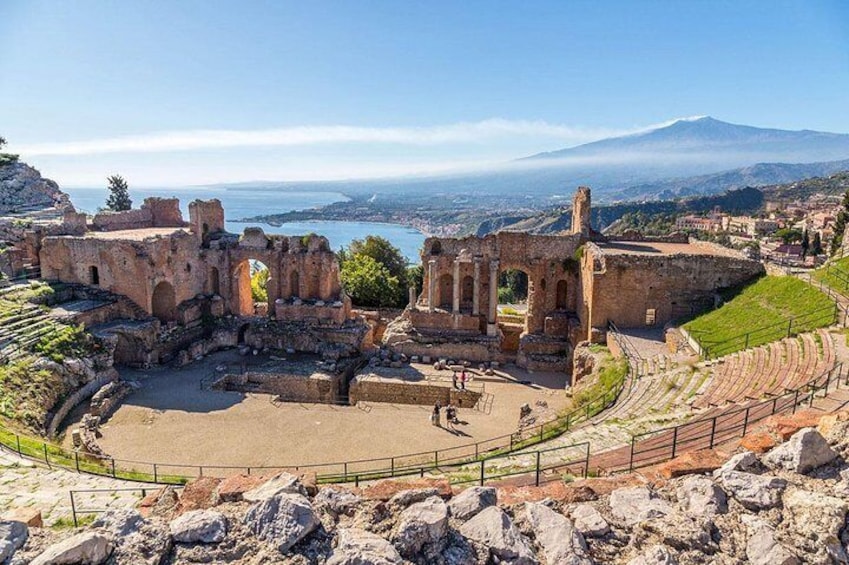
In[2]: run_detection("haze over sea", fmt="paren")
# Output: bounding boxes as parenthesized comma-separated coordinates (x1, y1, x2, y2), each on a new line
(64, 187, 426, 263)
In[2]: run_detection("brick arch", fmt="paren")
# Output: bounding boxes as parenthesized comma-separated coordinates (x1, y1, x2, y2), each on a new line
(151, 281, 177, 322)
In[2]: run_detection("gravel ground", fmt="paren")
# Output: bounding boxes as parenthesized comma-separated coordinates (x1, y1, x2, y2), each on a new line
(62, 350, 569, 475)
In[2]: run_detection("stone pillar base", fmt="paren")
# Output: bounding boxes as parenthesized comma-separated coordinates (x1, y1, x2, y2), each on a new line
(487, 323, 499, 337)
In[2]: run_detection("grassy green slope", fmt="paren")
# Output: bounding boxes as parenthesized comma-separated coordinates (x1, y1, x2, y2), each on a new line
(683, 276, 834, 358)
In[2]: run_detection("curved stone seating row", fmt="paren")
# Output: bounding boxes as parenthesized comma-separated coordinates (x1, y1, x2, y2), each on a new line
(692, 330, 834, 410)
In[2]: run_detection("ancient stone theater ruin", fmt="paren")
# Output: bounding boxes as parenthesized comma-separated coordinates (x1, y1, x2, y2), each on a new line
(385, 187, 764, 372)
(33, 186, 763, 381)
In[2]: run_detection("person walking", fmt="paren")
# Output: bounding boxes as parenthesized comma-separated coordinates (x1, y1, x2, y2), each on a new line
(459, 370, 467, 391)
(452, 372, 458, 389)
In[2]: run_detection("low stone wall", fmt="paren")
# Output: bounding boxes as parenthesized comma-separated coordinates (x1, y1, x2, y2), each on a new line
(47, 373, 117, 438)
(275, 301, 350, 326)
(349, 376, 481, 408)
(91, 208, 153, 231)
(215, 371, 341, 404)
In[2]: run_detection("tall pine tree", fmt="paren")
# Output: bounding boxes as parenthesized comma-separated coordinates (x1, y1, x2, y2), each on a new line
(105, 175, 132, 211)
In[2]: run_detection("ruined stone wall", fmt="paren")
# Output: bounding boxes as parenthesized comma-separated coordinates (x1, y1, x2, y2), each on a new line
(188, 198, 225, 238)
(40, 230, 206, 319)
(349, 376, 481, 408)
(418, 232, 583, 336)
(582, 243, 764, 337)
(219, 372, 341, 403)
(90, 198, 185, 232)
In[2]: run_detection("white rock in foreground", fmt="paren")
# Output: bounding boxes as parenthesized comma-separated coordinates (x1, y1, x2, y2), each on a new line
(570, 504, 610, 537)
(30, 532, 113, 565)
(717, 471, 786, 510)
(459, 506, 537, 565)
(627, 544, 678, 565)
(762, 428, 837, 474)
(608, 486, 672, 525)
(447, 486, 497, 520)
(170, 509, 228, 544)
(524, 502, 592, 565)
(676, 476, 728, 517)
(392, 496, 449, 556)
(244, 493, 319, 553)
(242, 472, 307, 502)
(0, 520, 28, 564)
(327, 528, 403, 565)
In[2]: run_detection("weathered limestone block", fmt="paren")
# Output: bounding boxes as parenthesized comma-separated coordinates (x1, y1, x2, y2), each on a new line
(30, 533, 113, 565)
(676, 476, 728, 517)
(762, 428, 837, 474)
(170, 510, 227, 544)
(608, 486, 672, 526)
(447, 487, 497, 520)
(524, 502, 592, 565)
(327, 528, 403, 565)
(244, 493, 320, 553)
(458, 507, 537, 565)
(391, 496, 449, 557)
(717, 471, 786, 510)
(570, 504, 610, 537)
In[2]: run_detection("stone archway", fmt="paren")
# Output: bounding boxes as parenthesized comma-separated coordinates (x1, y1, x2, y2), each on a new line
(290, 270, 300, 298)
(556, 279, 568, 309)
(461, 275, 474, 309)
(438, 273, 453, 309)
(233, 259, 271, 316)
(151, 281, 177, 322)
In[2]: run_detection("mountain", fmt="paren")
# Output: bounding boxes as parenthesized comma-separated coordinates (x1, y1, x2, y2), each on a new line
(207, 117, 849, 207)
(524, 116, 849, 165)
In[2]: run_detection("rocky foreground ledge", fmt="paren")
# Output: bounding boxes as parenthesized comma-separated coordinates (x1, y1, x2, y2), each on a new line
(4, 411, 849, 564)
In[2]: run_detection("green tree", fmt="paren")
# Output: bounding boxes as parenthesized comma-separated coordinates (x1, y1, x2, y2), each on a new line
(250, 264, 269, 303)
(801, 229, 810, 257)
(105, 174, 132, 211)
(776, 228, 803, 245)
(832, 190, 849, 255)
(407, 264, 424, 297)
(339, 235, 409, 307)
(0, 136, 5, 149)
(812, 232, 823, 256)
(498, 269, 528, 303)
(340, 254, 402, 307)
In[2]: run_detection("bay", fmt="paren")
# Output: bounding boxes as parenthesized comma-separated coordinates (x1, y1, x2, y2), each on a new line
(63, 187, 426, 262)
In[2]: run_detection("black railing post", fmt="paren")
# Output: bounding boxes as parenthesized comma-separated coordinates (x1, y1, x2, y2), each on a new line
(671, 427, 679, 459)
(391, 457, 395, 477)
(16, 435, 21, 456)
(787, 319, 793, 338)
(343, 462, 348, 482)
(628, 436, 636, 472)
(793, 389, 800, 413)
(43, 444, 49, 468)
(584, 443, 590, 478)
(479, 460, 485, 486)
(111, 459, 116, 478)
(70, 492, 78, 527)
(153, 464, 158, 483)
(535, 451, 541, 486)
(742, 407, 750, 436)
(74, 452, 80, 473)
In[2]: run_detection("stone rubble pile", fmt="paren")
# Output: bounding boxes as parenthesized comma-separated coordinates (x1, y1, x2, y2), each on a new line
(5, 415, 849, 564)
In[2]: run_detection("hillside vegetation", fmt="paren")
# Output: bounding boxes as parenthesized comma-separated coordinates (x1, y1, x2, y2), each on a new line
(683, 276, 834, 358)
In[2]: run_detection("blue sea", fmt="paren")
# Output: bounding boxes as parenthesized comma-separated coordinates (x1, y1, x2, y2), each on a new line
(64, 187, 426, 263)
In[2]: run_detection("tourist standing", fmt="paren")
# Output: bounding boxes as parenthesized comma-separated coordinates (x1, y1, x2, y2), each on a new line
(431, 403, 441, 427)
(452, 372, 458, 389)
(459, 370, 467, 390)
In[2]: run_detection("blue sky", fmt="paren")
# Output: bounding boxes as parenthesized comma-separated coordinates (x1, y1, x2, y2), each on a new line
(1, 0, 848, 186)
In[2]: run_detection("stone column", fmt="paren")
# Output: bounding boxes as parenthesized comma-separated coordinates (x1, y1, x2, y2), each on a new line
(408, 286, 417, 310)
(488, 259, 499, 325)
(427, 260, 436, 313)
(452, 259, 460, 314)
(472, 258, 481, 316)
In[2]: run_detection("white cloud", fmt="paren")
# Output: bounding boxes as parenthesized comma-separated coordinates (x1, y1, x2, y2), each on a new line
(12, 118, 675, 157)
